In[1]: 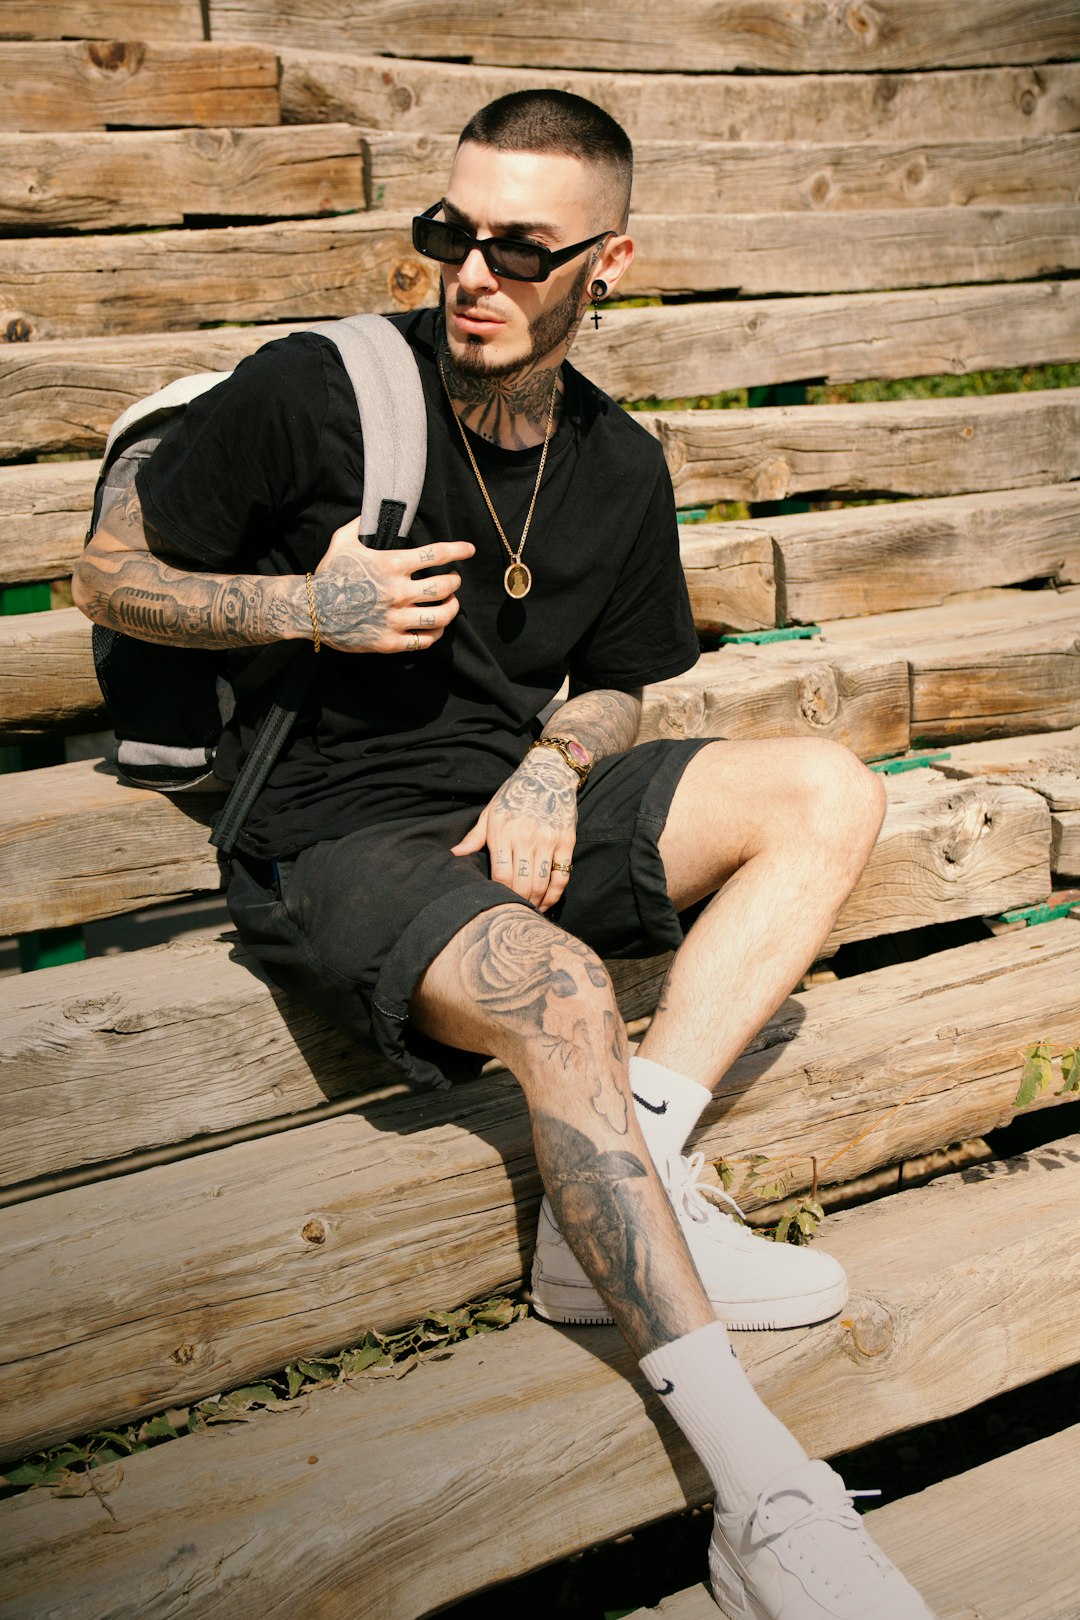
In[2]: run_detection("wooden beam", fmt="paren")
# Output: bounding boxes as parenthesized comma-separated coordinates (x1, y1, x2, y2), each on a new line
(771, 483, 1080, 623)
(823, 586, 1080, 744)
(210, 1, 1080, 73)
(0, 605, 102, 738)
(679, 526, 776, 634)
(0, 41, 280, 134)
(6, 284, 1079, 460)
(2, 889, 1070, 1202)
(0, 462, 95, 587)
(929, 726, 1080, 879)
(0, 1, 204, 42)
(3, 206, 1077, 341)
(625, 1426, 1080, 1620)
(0, 127, 364, 231)
(0, 1138, 1076, 1610)
(365, 130, 1080, 216)
(282, 51, 1080, 144)
(636, 389, 1080, 505)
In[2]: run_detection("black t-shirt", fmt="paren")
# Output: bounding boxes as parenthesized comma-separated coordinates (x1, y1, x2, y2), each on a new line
(137, 309, 699, 857)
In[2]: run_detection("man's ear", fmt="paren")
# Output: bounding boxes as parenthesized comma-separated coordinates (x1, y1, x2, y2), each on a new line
(594, 232, 635, 296)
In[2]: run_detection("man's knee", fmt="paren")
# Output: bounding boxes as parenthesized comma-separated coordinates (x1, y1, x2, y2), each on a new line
(792, 738, 886, 861)
(413, 902, 619, 1073)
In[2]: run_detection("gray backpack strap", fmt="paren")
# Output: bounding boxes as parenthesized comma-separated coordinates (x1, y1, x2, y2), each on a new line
(309, 313, 428, 546)
(210, 315, 427, 856)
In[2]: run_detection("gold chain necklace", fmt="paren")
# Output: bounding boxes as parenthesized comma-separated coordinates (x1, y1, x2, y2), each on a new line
(438, 352, 558, 600)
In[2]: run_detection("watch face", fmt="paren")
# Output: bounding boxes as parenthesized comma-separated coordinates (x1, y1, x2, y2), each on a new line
(566, 740, 589, 768)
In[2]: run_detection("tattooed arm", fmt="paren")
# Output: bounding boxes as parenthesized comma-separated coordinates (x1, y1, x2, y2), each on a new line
(73, 493, 473, 656)
(451, 684, 642, 913)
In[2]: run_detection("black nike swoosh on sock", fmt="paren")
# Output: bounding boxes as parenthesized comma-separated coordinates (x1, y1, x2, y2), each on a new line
(655, 1379, 675, 1396)
(632, 1093, 668, 1115)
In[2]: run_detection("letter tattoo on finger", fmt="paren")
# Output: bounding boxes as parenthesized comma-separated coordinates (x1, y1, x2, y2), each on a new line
(517, 859, 529, 878)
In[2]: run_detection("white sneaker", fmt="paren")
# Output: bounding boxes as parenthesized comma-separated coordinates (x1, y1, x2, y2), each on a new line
(710, 1460, 936, 1619)
(530, 1152, 847, 1330)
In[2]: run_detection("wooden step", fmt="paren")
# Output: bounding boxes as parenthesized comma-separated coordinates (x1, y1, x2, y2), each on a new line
(364, 130, 1080, 216)
(6, 284, 1078, 460)
(8, 389, 1079, 598)
(930, 726, 1080, 880)
(211, 0, 1080, 74)
(0, 605, 102, 739)
(4, 895, 1072, 1196)
(2, 922, 1073, 1459)
(625, 1424, 1080, 1620)
(0, 41, 280, 134)
(1, 1138, 1076, 1614)
(0, 1, 204, 44)
(4, 206, 1077, 342)
(0, 127, 364, 232)
(820, 586, 1080, 744)
(637, 388, 1080, 507)
(282, 51, 1080, 144)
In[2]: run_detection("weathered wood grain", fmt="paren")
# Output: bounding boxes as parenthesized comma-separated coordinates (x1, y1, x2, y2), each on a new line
(637, 389, 1080, 506)
(366, 130, 1080, 216)
(0, 757, 221, 933)
(772, 483, 1080, 623)
(823, 587, 1080, 743)
(0, 41, 280, 134)
(0, 934, 670, 1187)
(641, 644, 910, 760)
(0, 606, 101, 738)
(0, 0, 204, 41)
(0, 461, 95, 586)
(626, 1425, 1080, 1620)
(6, 284, 1079, 459)
(212, 1, 1080, 73)
(0, 127, 364, 231)
(282, 51, 1080, 144)
(5, 206, 1077, 341)
(0, 1139, 1076, 1612)
(2, 906, 1072, 1202)
(928, 726, 1080, 877)
(679, 526, 776, 633)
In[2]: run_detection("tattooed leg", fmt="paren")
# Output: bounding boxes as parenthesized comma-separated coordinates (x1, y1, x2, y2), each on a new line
(412, 905, 713, 1356)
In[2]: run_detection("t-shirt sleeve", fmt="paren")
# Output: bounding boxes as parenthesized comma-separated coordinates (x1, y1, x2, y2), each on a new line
(135, 335, 333, 569)
(568, 444, 700, 690)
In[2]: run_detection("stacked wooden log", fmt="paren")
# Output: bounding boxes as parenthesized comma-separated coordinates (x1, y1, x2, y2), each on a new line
(1, 3, 1079, 1615)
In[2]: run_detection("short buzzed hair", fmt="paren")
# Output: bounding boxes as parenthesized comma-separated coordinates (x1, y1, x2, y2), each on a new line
(458, 89, 633, 232)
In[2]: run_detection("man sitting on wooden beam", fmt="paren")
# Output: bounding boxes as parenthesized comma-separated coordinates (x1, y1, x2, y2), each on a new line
(75, 89, 934, 1620)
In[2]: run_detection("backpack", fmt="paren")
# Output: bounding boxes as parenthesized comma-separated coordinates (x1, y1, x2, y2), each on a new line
(87, 314, 427, 857)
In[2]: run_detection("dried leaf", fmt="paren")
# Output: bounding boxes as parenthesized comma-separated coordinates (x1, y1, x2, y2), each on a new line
(296, 1360, 339, 1385)
(1059, 1046, 1080, 1095)
(1014, 1042, 1053, 1109)
(340, 1345, 385, 1376)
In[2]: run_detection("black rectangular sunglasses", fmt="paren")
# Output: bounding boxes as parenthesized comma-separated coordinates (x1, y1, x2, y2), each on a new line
(412, 201, 614, 284)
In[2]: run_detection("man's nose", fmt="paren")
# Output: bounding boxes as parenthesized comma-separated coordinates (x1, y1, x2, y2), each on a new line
(456, 243, 499, 295)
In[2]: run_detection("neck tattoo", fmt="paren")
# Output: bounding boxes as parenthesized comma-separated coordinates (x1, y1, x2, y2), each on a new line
(438, 350, 559, 601)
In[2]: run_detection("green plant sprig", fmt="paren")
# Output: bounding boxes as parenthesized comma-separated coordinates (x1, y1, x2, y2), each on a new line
(1013, 1041, 1080, 1109)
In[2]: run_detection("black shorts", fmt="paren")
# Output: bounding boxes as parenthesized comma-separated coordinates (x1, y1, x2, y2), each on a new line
(227, 737, 713, 1090)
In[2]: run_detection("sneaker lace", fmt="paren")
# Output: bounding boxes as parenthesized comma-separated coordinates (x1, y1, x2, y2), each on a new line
(667, 1151, 748, 1227)
(754, 1477, 890, 1591)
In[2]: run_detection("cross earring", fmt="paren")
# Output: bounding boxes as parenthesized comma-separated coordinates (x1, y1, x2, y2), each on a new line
(589, 278, 608, 330)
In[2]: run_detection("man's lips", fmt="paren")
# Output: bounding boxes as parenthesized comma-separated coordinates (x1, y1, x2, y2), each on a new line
(451, 304, 505, 333)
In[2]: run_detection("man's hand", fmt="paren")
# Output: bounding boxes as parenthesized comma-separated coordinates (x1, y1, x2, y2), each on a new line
(313, 517, 474, 654)
(452, 750, 579, 912)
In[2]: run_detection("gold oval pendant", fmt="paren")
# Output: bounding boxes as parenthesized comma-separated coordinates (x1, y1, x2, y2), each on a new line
(504, 561, 532, 599)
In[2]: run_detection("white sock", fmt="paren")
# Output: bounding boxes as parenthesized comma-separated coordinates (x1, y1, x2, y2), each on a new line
(639, 1320, 807, 1517)
(629, 1054, 712, 1168)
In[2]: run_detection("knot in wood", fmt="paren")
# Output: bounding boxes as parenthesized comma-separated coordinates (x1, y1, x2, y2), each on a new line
(809, 173, 831, 208)
(171, 1343, 196, 1366)
(1019, 88, 1038, 117)
(87, 41, 145, 76)
(390, 258, 436, 308)
(842, 1298, 894, 1359)
(5, 317, 33, 343)
(302, 1219, 327, 1245)
(798, 665, 840, 728)
(844, 2, 882, 44)
(389, 84, 415, 114)
(751, 456, 791, 503)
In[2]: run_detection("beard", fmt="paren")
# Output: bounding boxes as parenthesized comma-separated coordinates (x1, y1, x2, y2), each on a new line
(441, 257, 593, 380)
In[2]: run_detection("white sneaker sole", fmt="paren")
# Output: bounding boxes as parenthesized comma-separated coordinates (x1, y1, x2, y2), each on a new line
(530, 1261, 847, 1331)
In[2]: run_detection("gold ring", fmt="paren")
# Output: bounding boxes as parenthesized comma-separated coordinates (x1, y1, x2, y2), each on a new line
(407, 632, 421, 653)
(552, 860, 573, 874)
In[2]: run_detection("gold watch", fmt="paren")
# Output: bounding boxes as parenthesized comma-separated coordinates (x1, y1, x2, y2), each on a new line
(527, 736, 591, 785)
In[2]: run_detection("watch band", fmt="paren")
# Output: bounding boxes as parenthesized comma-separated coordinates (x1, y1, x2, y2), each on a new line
(527, 735, 591, 784)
